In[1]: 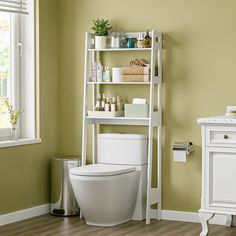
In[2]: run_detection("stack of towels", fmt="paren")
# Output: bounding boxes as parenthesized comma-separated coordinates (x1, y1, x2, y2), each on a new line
(122, 66, 150, 82)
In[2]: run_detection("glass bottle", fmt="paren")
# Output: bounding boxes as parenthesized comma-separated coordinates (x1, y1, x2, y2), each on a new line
(127, 38, 134, 48)
(143, 30, 151, 48)
(101, 94, 106, 111)
(111, 97, 116, 112)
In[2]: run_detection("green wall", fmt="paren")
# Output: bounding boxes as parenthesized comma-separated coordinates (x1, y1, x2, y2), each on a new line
(58, 0, 236, 212)
(0, 0, 59, 214)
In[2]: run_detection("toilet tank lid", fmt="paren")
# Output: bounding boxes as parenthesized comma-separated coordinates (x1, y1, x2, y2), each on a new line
(70, 164, 136, 176)
(98, 133, 147, 140)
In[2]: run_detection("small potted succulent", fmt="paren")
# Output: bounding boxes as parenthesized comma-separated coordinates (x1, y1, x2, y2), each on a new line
(91, 19, 112, 49)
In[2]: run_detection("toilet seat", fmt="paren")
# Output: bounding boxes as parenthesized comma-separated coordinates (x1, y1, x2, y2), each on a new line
(70, 163, 136, 177)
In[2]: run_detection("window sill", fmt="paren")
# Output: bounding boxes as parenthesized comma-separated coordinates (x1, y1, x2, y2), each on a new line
(0, 138, 41, 148)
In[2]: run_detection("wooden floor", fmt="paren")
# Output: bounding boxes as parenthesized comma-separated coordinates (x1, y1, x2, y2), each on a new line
(1, 214, 236, 236)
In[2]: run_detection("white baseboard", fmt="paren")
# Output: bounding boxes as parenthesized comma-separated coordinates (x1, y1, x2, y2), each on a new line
(161, 210, 200, 223)
(0, 204, 50, 226)
(150, 209, 228, 226)
(0, 205, 228, 227)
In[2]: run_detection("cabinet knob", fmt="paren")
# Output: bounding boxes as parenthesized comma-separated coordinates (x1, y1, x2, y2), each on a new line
(224, 134, 229, 139)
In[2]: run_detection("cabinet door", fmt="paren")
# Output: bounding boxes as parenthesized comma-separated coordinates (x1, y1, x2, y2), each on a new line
(205, 147, 236, 211)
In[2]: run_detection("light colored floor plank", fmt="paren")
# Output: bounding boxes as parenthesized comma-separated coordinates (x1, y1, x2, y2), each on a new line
(1, 214, 236, 235)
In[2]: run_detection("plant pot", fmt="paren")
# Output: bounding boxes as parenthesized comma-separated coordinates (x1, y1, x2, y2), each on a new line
(95, 36, 107, 49)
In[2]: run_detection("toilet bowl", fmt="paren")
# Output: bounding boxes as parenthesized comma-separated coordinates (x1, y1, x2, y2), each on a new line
(70, 164, 140, 226)
(70, 133, 147, 226)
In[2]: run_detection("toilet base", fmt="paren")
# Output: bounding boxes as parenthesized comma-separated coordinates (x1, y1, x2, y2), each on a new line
(70, 170, 140, 227)
(86, 218, 131, 227)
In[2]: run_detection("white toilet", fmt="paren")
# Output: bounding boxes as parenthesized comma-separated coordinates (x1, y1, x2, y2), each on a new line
(70, 133, 147, 226)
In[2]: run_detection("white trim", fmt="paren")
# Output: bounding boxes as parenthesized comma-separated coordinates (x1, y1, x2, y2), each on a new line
(19, 0, 35, 139)
(160, 210, 200, 223)
(0, 204, 49, 226)
(149, 209, 228, 226)
(0, 138, 41, 148)
(0, 207, 229, 227)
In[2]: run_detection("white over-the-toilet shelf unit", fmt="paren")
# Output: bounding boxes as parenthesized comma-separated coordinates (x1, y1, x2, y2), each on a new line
(81, 30, 163, 224)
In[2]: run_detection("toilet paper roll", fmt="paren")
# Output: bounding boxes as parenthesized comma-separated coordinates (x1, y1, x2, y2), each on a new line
(173, 150, 187, 163)
(112, 68, 122, 82)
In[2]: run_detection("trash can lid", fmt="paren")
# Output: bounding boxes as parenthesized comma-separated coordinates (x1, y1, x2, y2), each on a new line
(51, 157, 81, 161)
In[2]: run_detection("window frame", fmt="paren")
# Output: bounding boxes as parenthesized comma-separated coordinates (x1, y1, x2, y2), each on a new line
(0, 0, 40, 145)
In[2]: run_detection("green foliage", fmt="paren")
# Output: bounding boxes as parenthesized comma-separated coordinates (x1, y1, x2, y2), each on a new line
(0, 18, 10, 79)
(91, 19, 112, 36)
(0, 98, 9, 127)
(5, 100, 22, 126)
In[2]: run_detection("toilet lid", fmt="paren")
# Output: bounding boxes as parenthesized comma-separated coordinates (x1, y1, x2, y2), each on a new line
(70, 164, 136, 177)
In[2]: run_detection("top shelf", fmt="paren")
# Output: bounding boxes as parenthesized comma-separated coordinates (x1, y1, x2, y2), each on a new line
(88, 48, 152, 52)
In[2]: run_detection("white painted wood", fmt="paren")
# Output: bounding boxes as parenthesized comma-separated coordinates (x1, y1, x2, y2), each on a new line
(86, 116, 153, 126)
(199, 212, 215, 236)
(206, 126, 236, 147)
(1, 207, 230, 227)
(82, 30, 162, 225)
(161, 210, 200, 223)
(206, 147, 236, 211)
(87, 82, 153, 85)
(199, 119, 236, 234)
(19, 0, 36, 140)
(157, 31, 163, 221)
(226, 215, 232, 227)
(81, 33, 89, 166)
(88, 48, 152, 52)
(0, 204, 49, 226)
(0, 138, 41, 148)
(155, 209, 228, 225)
(146, 31, 163, 223)
(146, 30, 155, 224)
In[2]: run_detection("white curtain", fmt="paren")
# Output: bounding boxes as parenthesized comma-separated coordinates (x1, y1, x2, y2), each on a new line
(0, 0, 28, 14)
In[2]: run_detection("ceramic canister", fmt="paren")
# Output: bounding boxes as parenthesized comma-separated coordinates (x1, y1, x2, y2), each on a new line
(112, 68, 122, 82)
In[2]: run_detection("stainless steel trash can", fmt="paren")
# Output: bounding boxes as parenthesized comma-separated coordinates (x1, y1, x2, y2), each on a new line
(50, 157, 81, 216)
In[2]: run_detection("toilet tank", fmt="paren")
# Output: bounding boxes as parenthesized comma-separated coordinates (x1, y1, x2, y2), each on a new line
(97, 133, 147, 165)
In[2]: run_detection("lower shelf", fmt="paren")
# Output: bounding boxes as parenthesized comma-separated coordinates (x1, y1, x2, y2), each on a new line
(87, 111, 124, 118)
(86, 115, 159, 126)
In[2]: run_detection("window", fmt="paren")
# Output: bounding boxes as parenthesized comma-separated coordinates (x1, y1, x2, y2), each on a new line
(0, 0, 39, 144)
(0, 13, 11, 129)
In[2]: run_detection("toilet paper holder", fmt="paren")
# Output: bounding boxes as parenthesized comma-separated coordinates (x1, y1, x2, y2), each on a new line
(173, 142, 195, 155)
(173, 142, 195, 162)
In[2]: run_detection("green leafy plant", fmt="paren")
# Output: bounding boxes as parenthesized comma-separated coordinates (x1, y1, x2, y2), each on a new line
(5, 100, 22, 126)
(91, 19, 112, 36)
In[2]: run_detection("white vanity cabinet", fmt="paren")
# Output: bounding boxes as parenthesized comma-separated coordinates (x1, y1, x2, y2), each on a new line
(198, 116, 236, 236)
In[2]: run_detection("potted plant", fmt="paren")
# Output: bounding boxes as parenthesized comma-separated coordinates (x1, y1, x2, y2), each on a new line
(91, 19, 112, 49)
(5, 100, 22, 140)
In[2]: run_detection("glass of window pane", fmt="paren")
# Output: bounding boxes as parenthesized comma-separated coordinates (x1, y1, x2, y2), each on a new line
(0, 12, 10, 128)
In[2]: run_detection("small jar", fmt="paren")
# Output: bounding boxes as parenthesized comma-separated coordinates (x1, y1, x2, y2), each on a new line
(110, 32, 120, 48)
(117, 96, 124, 111)
(119, 32, 127, 48)
(137, 33, 144, 48)
(105, 103, 110, 112)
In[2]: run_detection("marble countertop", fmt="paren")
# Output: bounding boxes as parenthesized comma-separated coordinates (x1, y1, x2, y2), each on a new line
(197, 115, 236, 125)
